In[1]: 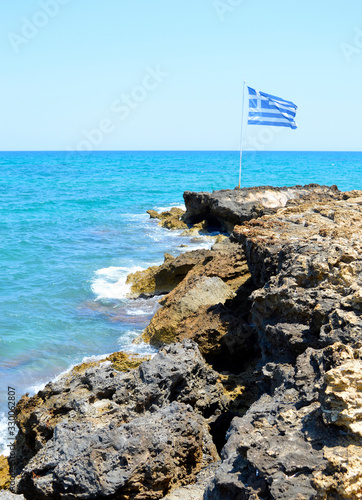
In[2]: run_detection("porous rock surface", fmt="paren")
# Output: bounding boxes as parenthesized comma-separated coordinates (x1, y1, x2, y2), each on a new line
(12, 342, 225, 499)
(127, 239, 250, 298)
(0, 456, 10, 491)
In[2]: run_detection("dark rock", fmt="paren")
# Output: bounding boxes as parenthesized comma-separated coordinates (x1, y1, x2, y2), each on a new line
(183, 184, 341, 233)
(204, 343, 362, 499)
(13, 342, 227, 499)
(16, 402, 217, 500)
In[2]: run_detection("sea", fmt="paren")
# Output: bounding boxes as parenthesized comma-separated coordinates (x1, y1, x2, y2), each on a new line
(1, 150, 361, 455)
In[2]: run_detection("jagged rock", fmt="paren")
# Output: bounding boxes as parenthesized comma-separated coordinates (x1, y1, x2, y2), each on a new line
(147, 207, 188, 230)
(312, 444, 362, 499)
(70, 350, 150, 375)
(181, 220, 209, 236)
(165, 279, 257, 372)
(202, 190, 362, 499)
(232, 195, 362, 363)
(147, 209, 159, 218)
(140, 275, 236, 347)
(205, 343, 362, 499)
(127, 239, 250, 298)
(162, 462, 221, 500)
(13, 342, 227, 498)
(320, 345, 362, 435)
(135, 241, 253, 364)
(16, 402, 217, 500)
(183, 184, 341, 233)
(126, 249, 214, 296)
(11, 185, 362, 499)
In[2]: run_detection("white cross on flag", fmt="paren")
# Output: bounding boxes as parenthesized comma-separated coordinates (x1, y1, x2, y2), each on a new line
(247, 87, 298, 129)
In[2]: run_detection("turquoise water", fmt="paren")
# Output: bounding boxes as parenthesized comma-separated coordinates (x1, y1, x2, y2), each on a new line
(0, 150, 361, 453)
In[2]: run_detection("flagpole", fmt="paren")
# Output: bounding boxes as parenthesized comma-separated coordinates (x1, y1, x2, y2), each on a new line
(238, 80, 246, 189)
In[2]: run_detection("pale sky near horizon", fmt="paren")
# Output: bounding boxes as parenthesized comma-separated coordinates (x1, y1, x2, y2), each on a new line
(1, 0, 362, 151)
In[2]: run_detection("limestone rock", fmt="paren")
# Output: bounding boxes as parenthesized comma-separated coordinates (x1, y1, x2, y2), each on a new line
(162, 462, 221, 500)
(0, 456, 10, 491)
(135, 241, 253, 366)
(128, 239, 251, 300)
(147, 207, 188, 230)
(196, 186, 362, 499)
(232, 196, 362, 363)
(147, 209, 159, 218)
(321, 346, 362, 436)
(312, 445, 362, 500)
(11, 185, 362, 499)
(181, 220, 209, 236)
(204, 343, 362, 499)
(140, 275, 236, 346)
(126, 249, 214, 297)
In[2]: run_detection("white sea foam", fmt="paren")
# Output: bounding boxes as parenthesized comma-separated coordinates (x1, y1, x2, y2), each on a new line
(0, 412, 13, 457)
(124, 296, 162, 317)
(29, 381, 48, 394)
(91, 265, 144, 300)
(124, 309, 151, 316)
(119, 330, 157, 356)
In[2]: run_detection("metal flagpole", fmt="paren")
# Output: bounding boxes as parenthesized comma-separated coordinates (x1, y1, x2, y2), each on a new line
(238, 80, 246, 189)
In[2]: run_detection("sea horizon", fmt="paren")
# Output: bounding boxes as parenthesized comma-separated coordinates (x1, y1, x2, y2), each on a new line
(2, 149, 362, 153)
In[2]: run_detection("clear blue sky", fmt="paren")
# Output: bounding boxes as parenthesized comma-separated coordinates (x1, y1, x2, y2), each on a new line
(1, 0, 361, 151)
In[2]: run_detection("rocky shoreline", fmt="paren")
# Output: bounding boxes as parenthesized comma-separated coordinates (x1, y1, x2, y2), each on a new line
(1, 184, 362, 499)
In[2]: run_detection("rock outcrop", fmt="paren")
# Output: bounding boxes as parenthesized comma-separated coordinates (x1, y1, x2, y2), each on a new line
(126, 249, 215, 297)
(202, 189, 362, 499)
(12, 342, 227, 499)
(135, 240, 254, 369)
(18, 402, 217, 500)
(7, 185, 362, 500)
(147, 207, 188, 230)
(183, 184, 341, 233)
(140, 274, 236, 346)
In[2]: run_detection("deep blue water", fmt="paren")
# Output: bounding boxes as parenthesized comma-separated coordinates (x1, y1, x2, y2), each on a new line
(0, 150, 361, 453)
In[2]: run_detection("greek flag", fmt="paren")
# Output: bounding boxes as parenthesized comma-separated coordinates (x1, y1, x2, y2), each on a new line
(248, 87, 297, 129)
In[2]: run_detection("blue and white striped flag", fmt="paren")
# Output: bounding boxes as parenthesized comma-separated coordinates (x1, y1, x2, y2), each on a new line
(247, 87, 297, 129)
